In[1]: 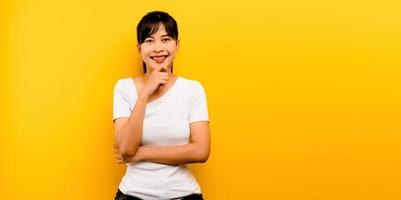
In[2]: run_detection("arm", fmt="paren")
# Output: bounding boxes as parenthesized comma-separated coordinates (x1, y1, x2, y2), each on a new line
(113, 66, 171, 163)
(113, 94, 148, 159)
(121, 121, 210, 165)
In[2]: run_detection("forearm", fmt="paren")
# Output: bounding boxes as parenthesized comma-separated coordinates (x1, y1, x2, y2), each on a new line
(115, 95, 148, 156)
(133, 143, 210, 165)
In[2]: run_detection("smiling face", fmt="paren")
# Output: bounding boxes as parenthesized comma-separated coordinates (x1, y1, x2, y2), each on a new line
(138, 23, 179, 73)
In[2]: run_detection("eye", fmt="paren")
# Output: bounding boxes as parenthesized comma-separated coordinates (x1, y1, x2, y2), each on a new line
(162, 37, 171, 42)
(144, 38, 153, 43)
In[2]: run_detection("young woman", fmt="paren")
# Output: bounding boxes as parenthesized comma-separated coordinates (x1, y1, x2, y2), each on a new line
(112, 11, 210, 200)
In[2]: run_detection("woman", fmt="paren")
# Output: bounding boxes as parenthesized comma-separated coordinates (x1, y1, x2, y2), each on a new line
(112, 11, 210, 200)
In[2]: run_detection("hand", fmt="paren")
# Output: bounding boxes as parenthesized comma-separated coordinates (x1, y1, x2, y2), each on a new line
(113, 145, 143, 164)
(140, 66, 169, 98)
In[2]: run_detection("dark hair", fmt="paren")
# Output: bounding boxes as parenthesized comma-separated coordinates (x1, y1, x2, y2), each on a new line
(137, 11, 178, 73)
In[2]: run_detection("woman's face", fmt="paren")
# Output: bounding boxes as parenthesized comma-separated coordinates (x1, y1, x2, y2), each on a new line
(138, 23, 179, 73)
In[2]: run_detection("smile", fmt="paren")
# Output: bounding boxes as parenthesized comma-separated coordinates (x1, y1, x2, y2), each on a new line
(150, 55, 168, 62)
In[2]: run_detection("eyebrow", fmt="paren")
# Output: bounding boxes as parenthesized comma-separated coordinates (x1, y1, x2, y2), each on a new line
(147, 34, 171, 38)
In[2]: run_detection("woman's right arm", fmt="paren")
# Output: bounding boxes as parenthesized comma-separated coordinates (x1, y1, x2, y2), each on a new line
(113, 66, 169, 162)
(114, 94, 149, 160)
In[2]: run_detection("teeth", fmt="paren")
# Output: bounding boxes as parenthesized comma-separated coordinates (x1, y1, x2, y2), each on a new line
(151, 56, 167, 61)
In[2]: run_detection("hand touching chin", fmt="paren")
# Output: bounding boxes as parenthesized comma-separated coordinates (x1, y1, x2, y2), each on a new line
(150, 60, 170, 72)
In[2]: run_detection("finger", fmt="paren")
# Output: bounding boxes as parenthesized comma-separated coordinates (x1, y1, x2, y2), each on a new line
(159, 77, 168, 84)
(155, 65, 164, 72)
(159, 74, 169, 80)
(114, 153, 122, 159)
(160, 60, 170, 71)
(159, 72, 169, 76)
(158, 79, 168, 86)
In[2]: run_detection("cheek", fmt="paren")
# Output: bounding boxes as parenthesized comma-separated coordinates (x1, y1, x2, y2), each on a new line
(168, 47, 178, 56)
(140, 49, 151, 59)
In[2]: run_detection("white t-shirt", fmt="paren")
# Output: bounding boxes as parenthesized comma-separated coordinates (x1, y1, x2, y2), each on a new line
(112, 76, 209, 200)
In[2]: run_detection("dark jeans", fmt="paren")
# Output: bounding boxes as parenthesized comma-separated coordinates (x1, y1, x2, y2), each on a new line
(114, 189, 204, 200)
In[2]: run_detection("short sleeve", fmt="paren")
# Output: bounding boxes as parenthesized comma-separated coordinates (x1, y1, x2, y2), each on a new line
(189, 81, 209, 123)
(113, 80, 131, 122)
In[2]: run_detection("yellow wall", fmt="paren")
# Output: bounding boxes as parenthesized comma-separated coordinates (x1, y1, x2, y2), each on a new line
(1, 0, 401, 199)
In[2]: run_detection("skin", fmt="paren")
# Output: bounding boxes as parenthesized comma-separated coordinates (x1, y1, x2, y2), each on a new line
(113, 23, 210, 165)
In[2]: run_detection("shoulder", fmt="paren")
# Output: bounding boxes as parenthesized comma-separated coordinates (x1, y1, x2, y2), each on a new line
(178, 76, 205, 91)
(114, 77, 134, 91)
(178, 76, 207, 99)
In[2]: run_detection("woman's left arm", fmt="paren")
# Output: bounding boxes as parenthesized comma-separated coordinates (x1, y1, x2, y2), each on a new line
(117, 121, 210, 165)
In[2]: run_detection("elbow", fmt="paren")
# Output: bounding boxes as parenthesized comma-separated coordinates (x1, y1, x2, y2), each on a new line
(120, 146, 138, 158)
(200, 153, 210, 163)
(196, 148, 210, 163)
(190, 142, 210, 163)
(198, 157, 208, 163)
(114, 142, 138, 158)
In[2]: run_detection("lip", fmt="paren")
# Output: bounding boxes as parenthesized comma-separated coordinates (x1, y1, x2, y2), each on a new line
(150, 55, 168, 58)
(150, 55, 168, 62)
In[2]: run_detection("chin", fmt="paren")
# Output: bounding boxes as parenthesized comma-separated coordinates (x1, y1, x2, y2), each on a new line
(149, 62, 173, 71)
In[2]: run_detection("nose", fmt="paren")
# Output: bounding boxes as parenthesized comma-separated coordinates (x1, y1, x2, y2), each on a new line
(152, 40, 164, 52)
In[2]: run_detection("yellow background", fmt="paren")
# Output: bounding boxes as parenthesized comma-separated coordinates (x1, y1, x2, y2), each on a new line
(1, 0, 401, 199)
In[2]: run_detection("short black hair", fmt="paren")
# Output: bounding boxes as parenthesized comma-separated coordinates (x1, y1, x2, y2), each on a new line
(137, 11, 178, 73)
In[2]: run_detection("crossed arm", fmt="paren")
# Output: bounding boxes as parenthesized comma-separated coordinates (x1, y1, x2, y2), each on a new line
(113, 120, 210, 166)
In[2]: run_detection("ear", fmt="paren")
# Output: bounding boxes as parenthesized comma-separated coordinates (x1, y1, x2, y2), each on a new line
(137, 44, 141, 52)
(176, 39, 180, 50)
